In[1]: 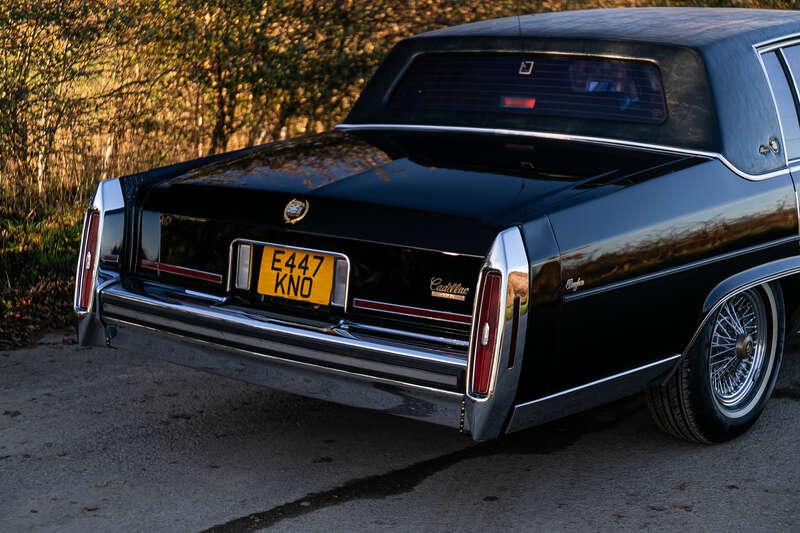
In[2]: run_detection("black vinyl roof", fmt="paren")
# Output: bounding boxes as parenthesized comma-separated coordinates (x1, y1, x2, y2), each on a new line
(346, 8, 800, 177)
(425, 8, 800, 51)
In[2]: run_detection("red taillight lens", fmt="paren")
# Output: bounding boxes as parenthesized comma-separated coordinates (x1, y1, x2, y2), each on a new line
(77, 210, 100, 310)
(470, 270, 503, 396)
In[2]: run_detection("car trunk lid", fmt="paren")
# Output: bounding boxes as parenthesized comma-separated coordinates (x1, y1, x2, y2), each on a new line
(135, 131, 699, 337)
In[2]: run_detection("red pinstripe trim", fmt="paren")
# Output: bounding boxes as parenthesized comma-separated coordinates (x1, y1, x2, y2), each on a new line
(139, 259, 223, 284)
(353, 298, 473, 325)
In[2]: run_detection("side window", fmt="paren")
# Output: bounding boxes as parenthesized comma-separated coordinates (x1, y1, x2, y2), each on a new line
(762, 51, 800, 160)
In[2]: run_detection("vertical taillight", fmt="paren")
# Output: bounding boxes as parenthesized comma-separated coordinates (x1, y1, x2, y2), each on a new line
(77, 210, 100, 310)
(470, 270, 503, 397)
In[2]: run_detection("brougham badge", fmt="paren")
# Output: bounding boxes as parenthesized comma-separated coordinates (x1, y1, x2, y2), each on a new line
(565, 277, 585, 293)
(519, 60, 535, 75)
(430, 277, 470, 301)
(284, 199, 309, 224)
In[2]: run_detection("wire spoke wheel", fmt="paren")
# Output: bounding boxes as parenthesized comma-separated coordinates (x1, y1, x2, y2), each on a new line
(647, 282, 782, 443)
(708, 288, 769, 417)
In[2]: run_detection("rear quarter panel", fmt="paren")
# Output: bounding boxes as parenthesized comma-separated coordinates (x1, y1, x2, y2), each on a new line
(518, 159, 799, 401)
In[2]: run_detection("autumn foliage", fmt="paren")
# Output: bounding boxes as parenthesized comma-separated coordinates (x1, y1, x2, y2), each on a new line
(1, 0, 795, 215)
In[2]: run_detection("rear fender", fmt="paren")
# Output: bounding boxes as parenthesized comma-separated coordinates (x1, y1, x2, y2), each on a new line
(672, 255, 800, 376)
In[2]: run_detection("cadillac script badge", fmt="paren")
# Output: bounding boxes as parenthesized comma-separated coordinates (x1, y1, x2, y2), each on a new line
(284, 199, 309, 224)
(430, 277, 470, 301)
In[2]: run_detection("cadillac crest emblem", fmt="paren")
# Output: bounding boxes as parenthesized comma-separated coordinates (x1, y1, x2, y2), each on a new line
(284, 199, 309, 224)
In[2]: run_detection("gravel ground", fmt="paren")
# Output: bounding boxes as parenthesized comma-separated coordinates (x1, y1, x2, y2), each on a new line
(1, 330, 799, 532)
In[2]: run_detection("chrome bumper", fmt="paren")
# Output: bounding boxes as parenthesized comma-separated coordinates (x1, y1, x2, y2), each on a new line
(80, 279, 471, 433)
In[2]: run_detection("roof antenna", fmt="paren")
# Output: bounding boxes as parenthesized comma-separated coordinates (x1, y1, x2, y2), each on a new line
(516, 0, 523, 37)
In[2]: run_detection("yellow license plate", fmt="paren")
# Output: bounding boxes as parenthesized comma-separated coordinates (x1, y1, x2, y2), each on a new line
(257, 245, 335, 305)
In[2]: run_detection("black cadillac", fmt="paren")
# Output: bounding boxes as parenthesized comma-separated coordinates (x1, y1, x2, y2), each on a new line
(76, 8, 800, 443)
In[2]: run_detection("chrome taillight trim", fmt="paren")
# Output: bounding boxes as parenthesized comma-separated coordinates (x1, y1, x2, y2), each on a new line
(465, 227, 530, 441)
(74, 179, 124, 314)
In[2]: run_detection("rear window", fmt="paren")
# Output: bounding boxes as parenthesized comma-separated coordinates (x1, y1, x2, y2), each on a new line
(389, 53, 667, 125)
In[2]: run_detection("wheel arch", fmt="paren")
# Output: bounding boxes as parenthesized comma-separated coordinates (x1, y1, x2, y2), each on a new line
(677, 256, 800, 373)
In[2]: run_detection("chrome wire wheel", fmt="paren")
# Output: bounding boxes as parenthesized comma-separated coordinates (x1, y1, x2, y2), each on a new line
(708, 288, 773, 418)
(647, 282, 783, 443)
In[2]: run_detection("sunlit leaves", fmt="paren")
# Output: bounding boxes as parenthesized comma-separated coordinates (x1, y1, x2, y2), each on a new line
(0, 0, 793, 216)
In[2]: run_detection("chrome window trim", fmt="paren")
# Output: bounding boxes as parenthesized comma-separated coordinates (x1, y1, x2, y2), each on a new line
(226, 238, 352, 311)
(796, 187, 800, 244)
(792, 162, 800, 243)
(336, 123, 790, 182)
(754, 33, 800, 54)
(761, 36, 800, 241)
(755, 49, 791, 167)
(779, 46, 800, 115)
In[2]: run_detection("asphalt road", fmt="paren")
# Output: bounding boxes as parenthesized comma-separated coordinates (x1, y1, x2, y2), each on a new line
(1, 330, 799, 532)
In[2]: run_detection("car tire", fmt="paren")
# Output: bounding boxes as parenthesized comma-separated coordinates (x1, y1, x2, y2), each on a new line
(645, 282, 784, 443)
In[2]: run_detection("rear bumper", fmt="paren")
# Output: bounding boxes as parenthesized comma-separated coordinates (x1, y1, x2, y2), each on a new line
(75, 182, 530, 440)
(81, 278, 470, 432)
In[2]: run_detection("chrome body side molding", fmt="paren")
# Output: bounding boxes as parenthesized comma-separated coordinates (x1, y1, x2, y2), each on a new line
(506, 355, 681, 433)
(754, 32, 800, 55)
(336, 123, 790, 182)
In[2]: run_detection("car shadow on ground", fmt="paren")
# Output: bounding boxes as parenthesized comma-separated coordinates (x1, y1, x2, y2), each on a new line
(188, 342, 800, 532)
(3, 332, 798, 531)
